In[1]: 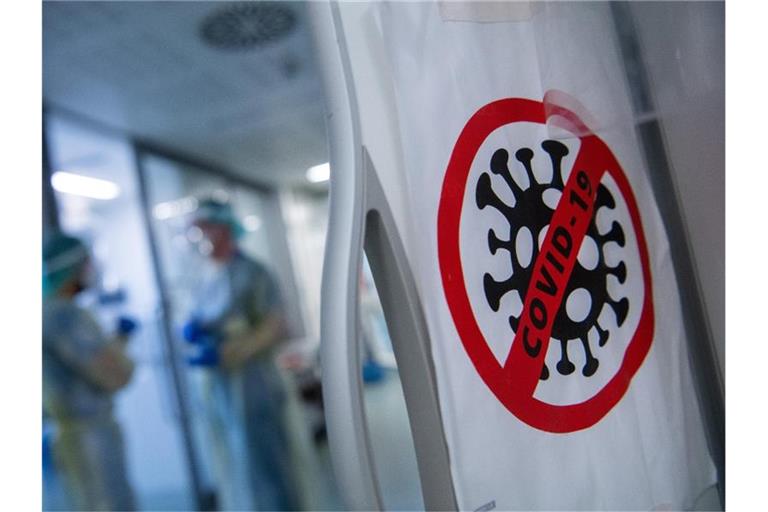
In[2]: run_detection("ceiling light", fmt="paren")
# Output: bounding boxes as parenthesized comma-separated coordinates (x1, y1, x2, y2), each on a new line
(51, 172, 120, 200)
(152, 196, 199, 220)
(186, 226, 204, 243)
(152, 202, 175, 220)
(306, 162, 330, 183)
(243, 215, 262, 232)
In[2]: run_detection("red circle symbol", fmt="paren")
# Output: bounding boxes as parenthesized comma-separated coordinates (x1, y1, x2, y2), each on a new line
(437, 98, 654, 433)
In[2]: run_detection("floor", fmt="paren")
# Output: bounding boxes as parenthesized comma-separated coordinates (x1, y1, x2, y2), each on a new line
(42, 370, 723, 511)
(42, 369, 421, 511)
(363, 370, 424, 511)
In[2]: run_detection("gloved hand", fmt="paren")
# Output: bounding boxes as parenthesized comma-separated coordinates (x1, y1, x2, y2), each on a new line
(182, 318, 215, 345)
(362, 357, 386, 384)
(183, 318, 222, 367)
(116, 316, 139, 337)
(187, 344, 220, 367)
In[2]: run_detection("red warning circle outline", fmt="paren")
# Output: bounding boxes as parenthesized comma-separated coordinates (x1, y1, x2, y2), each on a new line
(437, 98, 654, 433)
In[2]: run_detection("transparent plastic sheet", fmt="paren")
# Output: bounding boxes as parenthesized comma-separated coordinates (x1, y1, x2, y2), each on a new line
(531, 2, 635, 137)
(375, 2, 717, 509)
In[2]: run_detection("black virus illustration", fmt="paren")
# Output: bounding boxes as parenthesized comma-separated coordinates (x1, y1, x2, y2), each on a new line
(476, 140, 629, 380)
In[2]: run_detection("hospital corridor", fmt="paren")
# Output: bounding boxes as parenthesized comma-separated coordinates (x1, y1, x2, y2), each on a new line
(34, 1, 729, 511)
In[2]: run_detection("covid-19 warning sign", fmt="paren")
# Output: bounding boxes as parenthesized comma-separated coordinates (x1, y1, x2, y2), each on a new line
(438, 98, 655, 433)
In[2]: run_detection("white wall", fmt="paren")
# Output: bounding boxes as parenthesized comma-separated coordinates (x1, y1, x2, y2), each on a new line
(279, 187, 330, 344)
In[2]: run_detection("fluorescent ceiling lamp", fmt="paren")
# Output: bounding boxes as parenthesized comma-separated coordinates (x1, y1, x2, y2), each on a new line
(306, 162, 330, 183)
(243, 215, 262, 232)
(51, 172, 120, 200)
(152, 196, 199, 220)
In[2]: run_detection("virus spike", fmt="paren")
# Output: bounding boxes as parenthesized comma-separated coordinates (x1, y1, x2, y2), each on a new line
(483, 272, 518, 312)
(541, 140, 569, 188)
(600, 220, 626, 247)
(596, 322, 609, 347)
(540, 363, 550, 381)
(508, 314, 520, 333)
(488, 229, 514, 256)
(608, 261, 627, 284)
(595, 183, 616, 210)
(580, 336, 599, 376)
(514, 147, 537, 186)
(490, 148, 509, 172)
(490, 148, 523, 199)
(608, 297, 629, 326)
(556, 339, 576, 375)
(476, 172, 515, 219)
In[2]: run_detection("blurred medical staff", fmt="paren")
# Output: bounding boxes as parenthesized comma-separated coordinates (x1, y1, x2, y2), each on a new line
(183, 197, 302, 511)
(42, 232, 137, 511)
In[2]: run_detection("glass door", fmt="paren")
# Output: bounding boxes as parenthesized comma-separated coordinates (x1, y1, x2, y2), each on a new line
(139, 148, 349, 510)
(44, 114, 194, 511)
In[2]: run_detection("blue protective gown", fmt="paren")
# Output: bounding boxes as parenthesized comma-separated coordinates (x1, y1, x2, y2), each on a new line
(191, 252, 300, 511)
(42, 297, 135, 511)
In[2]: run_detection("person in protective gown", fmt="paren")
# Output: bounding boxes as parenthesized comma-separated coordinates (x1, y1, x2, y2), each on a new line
(183, 197, 305, 511)
(42, 232, 137, 511)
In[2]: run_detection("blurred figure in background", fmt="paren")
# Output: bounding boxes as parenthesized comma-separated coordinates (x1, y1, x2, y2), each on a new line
(42, 232, 138, 511)
(183, 197, 303, 511)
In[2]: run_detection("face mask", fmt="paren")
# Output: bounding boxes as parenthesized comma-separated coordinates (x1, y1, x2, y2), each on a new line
(73, 261, 100, 295)
(72, 279, 88, 296)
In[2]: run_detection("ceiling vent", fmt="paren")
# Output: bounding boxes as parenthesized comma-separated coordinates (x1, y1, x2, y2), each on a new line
(200, 2, 297, 51)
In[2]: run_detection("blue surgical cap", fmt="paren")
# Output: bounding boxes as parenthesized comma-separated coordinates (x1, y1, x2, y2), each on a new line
(43, 232, 89, 296)
(194, 197, 245, 239)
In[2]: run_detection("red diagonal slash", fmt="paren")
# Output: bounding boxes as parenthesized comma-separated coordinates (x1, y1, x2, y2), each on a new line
(502, 135, 607, 397)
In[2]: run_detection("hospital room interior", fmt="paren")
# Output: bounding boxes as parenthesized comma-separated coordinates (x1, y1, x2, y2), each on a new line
(42, 2, 420, 510)
(41, 2, 726, 511)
